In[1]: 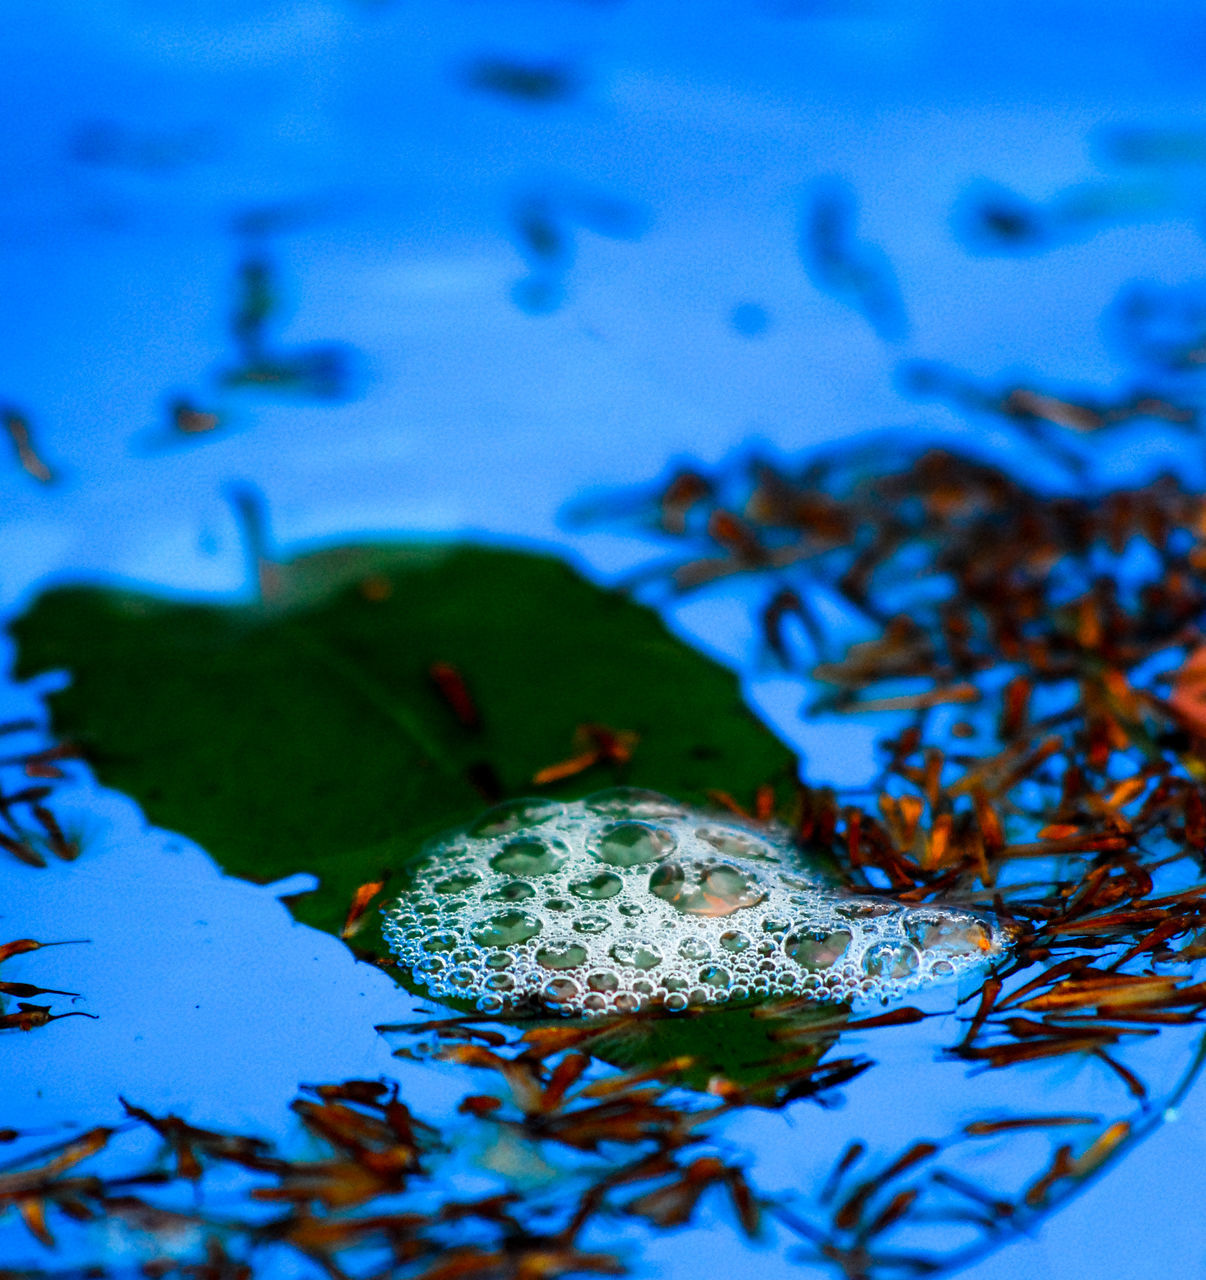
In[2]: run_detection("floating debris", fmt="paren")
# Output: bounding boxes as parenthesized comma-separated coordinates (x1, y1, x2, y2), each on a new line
(798, 177, 908, 342)
(2, 407, 57, 484)
(463, 57, 578, 103)
(382, 789, 1014, 1017)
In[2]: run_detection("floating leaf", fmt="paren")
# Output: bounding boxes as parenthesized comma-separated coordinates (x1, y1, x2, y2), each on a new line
(9, 543, 798, 1088)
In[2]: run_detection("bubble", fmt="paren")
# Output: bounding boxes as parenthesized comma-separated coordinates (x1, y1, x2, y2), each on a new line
(382, 794, 1014, 1017)
(542, 977, 580, 1005)
(591, 822, 676, 868)
(573, 914, 611, 934)
(585, 787, 685, 820)
(836, 899, 900, 921)
(538, 943, 589, 970)
(785, 928, 852, 970)
(610, 941, 663, 970)
(490, 837, 567, 876)
(696, 826, 772, 861)
(470, 910, 543, 947)
(699, 965, 730, 989)
(649, 859, 765, 916)
(864, 942, 921, 979)
(434, 873, 480, 894)
(484, 881, 536, 902)
(470, 798, 562, 838)
(904, 911, 993, 958)
(569, 872, 624, 900)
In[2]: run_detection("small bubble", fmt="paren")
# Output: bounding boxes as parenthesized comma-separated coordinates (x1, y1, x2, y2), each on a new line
(762, 917, 790, 935)
(785, 929, 852, 970)
(665, 992, 689, 1012)
(490, 837, 568, 876)
(485, 973, 515, 991)
(476, 994, 505, 1013)
(542, 977, 580, 1005)
(470, 910, 543, 947)
(610, 941, 663, 970)
(864, 942, 921, 979)
(415, 956, 445, 975)
(573, 914, 611, 934)
(427, 932, 459, 953)
(545, 897, 574, 912)
(699, 965, 730, 989)
(587, 970, 619, 993)
(537, 943, 588, 970)
(592, 822, 676, 868)
(614, 992, 641, 1013)
(618, 901, 645, 917)
(720, 930, 752, 953)
(569, 872, 624, 900)
(484, 881, 536, 902)
(930, 959, 956, 978)
(633, 978, 655, 996)
(582, 993, 608, 1013)
(485, 952, 512, 970)
(449, 966, 478, 988)
(678, 937, 711, 961)
(434, 873, 480, 894)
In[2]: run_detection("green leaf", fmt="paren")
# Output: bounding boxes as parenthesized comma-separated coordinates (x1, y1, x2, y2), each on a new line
(10, 542, 838, 1096)
(10, 542, 797, 958)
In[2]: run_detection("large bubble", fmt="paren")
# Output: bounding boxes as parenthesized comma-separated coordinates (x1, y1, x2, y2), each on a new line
(382, 789, 1015, 1016)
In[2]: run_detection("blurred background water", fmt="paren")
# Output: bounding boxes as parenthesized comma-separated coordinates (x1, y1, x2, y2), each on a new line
(5, 1, 1206, 1275)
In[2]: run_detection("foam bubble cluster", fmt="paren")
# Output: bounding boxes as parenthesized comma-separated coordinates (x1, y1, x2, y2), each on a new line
(382, 789, 1014, 1017)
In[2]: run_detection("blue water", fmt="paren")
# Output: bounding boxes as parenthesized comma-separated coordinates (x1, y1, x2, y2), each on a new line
(5, 2, 1206, 1275)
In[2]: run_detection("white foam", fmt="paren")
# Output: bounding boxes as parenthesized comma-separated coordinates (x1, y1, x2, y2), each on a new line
(382, 788, 1014, 1017)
